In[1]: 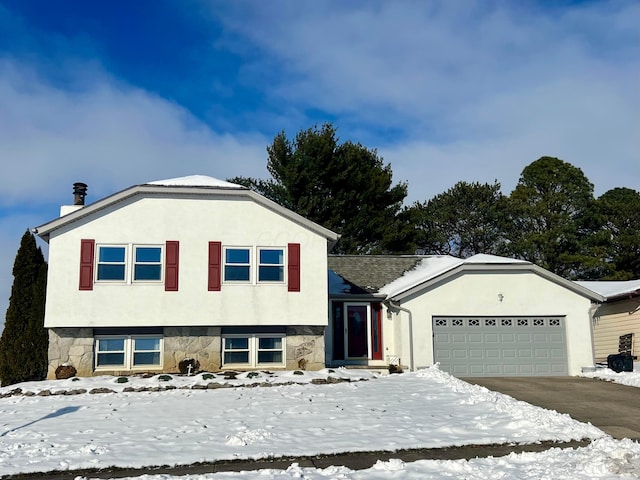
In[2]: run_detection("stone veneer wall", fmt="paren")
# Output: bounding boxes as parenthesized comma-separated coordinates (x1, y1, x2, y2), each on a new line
(163, 326, 221, 372)
(285, 325, 325, 370)
(46, 325, 325, 378)
(48, 328, 94, 379)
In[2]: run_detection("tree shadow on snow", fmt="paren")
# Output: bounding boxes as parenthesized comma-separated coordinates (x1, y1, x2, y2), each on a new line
(1, 406, 81, 437)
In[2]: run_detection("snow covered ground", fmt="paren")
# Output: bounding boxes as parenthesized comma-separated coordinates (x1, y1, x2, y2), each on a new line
(580, 362, 640, 388)
(0, 366, 639, 479)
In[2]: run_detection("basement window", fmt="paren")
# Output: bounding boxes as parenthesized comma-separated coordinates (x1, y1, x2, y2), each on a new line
(95, 335, 163, 370)
(222, 335, 285, 368)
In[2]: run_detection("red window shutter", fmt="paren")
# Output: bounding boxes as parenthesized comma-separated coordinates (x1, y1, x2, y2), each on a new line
(288, 243, 300, 292)
(79, 239, 95, 290)
(165, 241, 179, 291)
(208, 241, 222, 291)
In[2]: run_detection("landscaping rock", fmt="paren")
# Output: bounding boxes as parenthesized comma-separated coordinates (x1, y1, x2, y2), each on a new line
(89, 387, 115, 394)
(55, 364, 77, 380)
(206, 382, 225, 389)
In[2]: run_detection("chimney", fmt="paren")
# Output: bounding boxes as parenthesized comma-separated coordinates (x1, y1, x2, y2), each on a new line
(73, 182, 88, 206)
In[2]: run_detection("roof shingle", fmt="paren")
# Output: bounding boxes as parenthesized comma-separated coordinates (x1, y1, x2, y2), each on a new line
(328, 255, 425, 293)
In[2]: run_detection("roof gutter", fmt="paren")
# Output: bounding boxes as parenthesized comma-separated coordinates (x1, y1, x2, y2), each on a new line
(385, 299, 415, 372)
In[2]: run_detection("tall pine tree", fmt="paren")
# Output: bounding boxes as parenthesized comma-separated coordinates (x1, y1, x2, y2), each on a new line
(414, 181, 507, 258)
(504, 157, 597, 278)
(0, 230, 48, 386)
(595, 187, 640, 279)
(231, 123, 409, 253)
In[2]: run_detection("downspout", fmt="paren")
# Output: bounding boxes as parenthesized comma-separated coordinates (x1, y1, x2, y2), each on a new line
(588, 301, 599, 366)
(386, 300, 415, 372)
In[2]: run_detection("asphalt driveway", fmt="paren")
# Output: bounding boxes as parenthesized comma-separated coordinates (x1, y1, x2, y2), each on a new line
(463, 376, 640, 440)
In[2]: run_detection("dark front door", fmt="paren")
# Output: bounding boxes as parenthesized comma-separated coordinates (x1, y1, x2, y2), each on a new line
(346, 304, 368, 358)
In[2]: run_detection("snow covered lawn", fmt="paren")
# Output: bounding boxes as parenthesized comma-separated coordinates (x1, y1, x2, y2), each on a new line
(0, 367, 639, 479)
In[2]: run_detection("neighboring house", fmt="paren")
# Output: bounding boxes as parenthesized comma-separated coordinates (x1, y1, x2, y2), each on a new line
(575, 280, 640, 363)
(35, 176, 338, 379)
(329, 254, 604, 376)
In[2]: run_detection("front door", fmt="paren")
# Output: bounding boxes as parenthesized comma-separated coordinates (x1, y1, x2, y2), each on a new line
(346, 304, 369, 358)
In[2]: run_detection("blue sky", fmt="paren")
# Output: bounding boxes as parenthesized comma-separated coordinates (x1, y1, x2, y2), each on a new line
(0, 0, 638, 329)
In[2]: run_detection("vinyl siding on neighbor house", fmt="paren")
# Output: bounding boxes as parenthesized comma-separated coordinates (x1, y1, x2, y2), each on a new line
(592, 299, 640, 362)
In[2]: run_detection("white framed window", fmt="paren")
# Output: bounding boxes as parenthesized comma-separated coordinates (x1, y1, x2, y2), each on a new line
(95, 335, 163, 370)
(97, 245, 127, 281)
(222, 334, 285, 367)
(222, 246, 286, 284)
(95, 337, 126, 366)
(96, 244, 163, 284)
(224, 247, 251, 282)
(133, 246, 163, 282)
(258, 248, 284, 282)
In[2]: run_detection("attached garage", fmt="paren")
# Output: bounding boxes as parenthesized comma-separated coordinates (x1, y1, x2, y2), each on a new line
(328, 254, 604, 376)
(433, 316, 567, 376)
(379, 254, 604, 377)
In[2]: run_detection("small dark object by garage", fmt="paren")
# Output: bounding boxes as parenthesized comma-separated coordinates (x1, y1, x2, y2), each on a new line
(607, 353, 634, 373)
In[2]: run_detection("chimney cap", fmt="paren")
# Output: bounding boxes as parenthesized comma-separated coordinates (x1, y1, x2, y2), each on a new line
(73, 182, 88, 206)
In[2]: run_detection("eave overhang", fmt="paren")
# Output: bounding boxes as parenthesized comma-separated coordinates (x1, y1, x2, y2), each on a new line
(33, 184, 339, 244)
(388, 263, 605, 303)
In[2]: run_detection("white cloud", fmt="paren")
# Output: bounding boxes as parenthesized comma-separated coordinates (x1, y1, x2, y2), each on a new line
(0, 58, 270, 332)
(213, 0, 640, 201)
(0, 59, 269, 207)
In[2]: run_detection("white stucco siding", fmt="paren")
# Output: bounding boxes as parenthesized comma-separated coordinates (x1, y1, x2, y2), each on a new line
(44, 195, 329, 328)
(389, 271, 594, 375)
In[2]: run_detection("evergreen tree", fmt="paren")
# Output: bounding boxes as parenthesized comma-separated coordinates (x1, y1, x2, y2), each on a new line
(595, 187, 640, 279)
(504, 157, 597, 278)
(0, 230, 48, 386)
(230, 123, 409, 253)
(414, 181, 507, 257)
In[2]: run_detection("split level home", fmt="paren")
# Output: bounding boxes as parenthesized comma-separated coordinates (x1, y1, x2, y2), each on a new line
(35, 175, 607, 379)
(34, 176, 339, 378)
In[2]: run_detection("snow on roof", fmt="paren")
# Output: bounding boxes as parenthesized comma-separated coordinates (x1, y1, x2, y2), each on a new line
(146, 175, 244, 189)
(464, 253, 529, 264)
(379, 254, 531, 298)
(379, 255, 462, 297)
(575, 280, 640, 300)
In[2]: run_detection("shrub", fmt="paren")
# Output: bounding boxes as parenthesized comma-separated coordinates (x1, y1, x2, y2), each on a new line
(247, 372, 260, 379)
(158, 375, 172, 382)
(293, 370, 304, 375)
(178, 358, 200, 375)
(202, 373, 215, 381)
(388, 364, 403, 374)
(116, 377, 129, 384)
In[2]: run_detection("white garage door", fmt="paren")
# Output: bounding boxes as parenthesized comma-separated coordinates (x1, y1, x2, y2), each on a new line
(433, 316, 568, 377)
